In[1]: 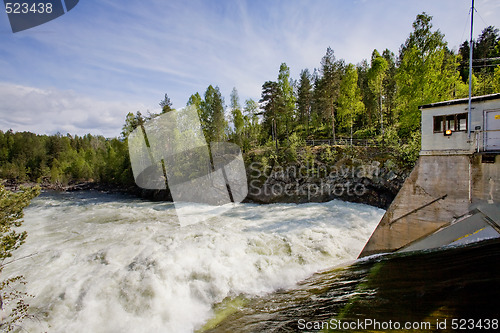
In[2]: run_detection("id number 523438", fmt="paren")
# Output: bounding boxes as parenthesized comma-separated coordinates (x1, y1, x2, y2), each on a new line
(5, 2, 53, 14)
(451, 319, 498, 330)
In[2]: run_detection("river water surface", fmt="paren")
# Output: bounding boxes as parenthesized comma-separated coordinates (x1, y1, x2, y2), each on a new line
(3, 191, 384, 332)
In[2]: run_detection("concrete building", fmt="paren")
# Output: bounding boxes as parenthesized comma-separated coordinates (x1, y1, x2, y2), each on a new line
(359, 94, 500, 258)
(421, 93, 500, 155)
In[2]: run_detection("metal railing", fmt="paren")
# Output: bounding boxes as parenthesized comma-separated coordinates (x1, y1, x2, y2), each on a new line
(474, 129, 500, 153)
(305, 138, 379, 147)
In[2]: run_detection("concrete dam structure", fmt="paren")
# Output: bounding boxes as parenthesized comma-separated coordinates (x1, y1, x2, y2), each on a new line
(359, 93, 500, 258)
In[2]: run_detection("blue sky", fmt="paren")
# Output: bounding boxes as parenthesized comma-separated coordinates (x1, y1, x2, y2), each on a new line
(1, 0, 499, 137)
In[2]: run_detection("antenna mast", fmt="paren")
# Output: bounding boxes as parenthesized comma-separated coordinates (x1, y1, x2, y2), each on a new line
(467, 0, 474, 139)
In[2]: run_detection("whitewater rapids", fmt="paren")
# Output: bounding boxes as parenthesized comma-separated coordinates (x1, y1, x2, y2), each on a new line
(3, 191, 383, 333)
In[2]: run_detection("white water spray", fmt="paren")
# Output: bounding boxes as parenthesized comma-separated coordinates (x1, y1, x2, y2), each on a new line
(3, 191, 383, 333)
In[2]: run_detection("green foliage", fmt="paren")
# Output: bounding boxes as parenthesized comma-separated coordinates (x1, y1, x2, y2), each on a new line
(241, 98, 261, 151)
(494, 66, 500, 92)
(230, 87, 245, 146)
(301, 145, 316, 169)
(375, 125, 420, 168)
(159, 93, 173, 113)
(283, 133, 304, 163)
(259, 63, 297, 148)
(277, 63, 296, 137)
(296, 69, 313, 135)
(263, 139, 279, 165)
(368, 50, 388, 133)
(376, 125, 401, 147)
(337, 63, 364, 139)
(475, 68, 500, 95)
(353, 127, 376, 139)
(200, 85, 227, 143)
(459, 26, 500, 82)
(0, 186, 39, 260)
(396, 13, 464, 137)
(187, 92, 202, 108)
(397, 131, 422, 168)
(317, 47, 344, 141)
(0, 185, 40, 331)
(0, 130, 133, 186)
(121, 111, 145, 139)
(260, 80, 282, 145)
(318, 145, 336, 164)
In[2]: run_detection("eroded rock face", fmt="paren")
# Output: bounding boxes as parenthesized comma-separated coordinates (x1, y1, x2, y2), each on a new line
(245, 161, 409, 209)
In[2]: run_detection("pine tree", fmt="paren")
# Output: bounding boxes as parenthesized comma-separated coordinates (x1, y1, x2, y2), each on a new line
(243, 98, 260, 146)
(368, 50, 388, 134)
(382, 49, 398, 126)
(201, 85, 227, 143)
(297, 69, 313, 137)
(159, 93, 173, 113)
(319, 47, 343, 142)
(260, 80, 281, 148)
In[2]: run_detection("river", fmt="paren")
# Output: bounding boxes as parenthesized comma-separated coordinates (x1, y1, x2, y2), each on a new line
(3, 191, 384, 332)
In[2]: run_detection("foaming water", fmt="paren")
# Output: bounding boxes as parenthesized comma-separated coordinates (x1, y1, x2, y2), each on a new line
(204, 238, 500, 332)
(3, 191, 383, 333)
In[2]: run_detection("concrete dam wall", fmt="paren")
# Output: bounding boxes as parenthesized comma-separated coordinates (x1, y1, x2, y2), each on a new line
(359, 153, 500, 258)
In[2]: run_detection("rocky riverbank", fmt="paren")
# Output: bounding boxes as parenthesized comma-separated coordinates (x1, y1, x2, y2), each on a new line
(245, 160, 408, 209)
(1, 179, 125, 193)
(242, 144, 412, 209)
(1, 166, 407, 209)
(1, 178, 175, 201)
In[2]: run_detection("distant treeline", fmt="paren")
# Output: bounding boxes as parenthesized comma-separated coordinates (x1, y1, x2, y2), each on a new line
(0, 130, 132, 185)
(1, 13, 499, 186)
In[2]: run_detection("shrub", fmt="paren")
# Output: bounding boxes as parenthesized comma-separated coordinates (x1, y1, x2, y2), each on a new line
(0, 185, 40, 332)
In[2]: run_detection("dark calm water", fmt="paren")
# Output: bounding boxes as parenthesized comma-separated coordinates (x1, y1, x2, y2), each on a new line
(203, 238, 500, 332)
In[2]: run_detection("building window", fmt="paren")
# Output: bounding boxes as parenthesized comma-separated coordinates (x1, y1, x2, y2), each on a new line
(433, 113, 468, 133)
(433, 116, 443, 132)
(457, 113, 467, 131)
(445, 115, 455, 131)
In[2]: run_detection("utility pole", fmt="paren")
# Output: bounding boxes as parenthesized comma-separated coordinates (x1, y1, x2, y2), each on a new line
(467, 0, 474, 139)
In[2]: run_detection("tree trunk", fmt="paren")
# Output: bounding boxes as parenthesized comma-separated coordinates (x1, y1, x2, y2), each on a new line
(380, 92, 384, 135)
(331, 106, 336, 144)
(273, 118, 278, 151)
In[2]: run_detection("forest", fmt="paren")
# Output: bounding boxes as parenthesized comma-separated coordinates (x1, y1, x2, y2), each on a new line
(1, 13, 499, 187)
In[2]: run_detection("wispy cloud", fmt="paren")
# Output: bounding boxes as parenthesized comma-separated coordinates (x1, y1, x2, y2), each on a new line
(0, 82, 148, 137)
